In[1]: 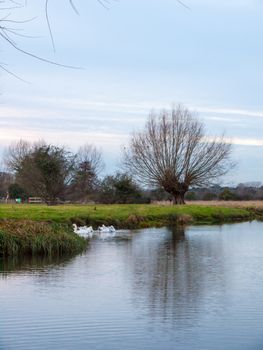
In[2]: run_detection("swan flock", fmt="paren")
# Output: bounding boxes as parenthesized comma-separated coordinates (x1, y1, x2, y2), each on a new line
(73, 223, 116, 238)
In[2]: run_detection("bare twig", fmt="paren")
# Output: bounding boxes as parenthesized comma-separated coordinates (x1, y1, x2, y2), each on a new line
(124, 105, 233, 204)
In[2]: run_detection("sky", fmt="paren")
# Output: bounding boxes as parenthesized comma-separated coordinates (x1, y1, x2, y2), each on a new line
(1, 0, 263, 185)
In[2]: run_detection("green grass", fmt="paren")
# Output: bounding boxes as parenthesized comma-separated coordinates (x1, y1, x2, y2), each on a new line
(0, 203, 253, 229)
(0, 220, 87, 257)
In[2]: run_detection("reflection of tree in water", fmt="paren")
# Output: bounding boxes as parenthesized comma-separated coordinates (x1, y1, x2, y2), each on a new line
(0, 253, 78, 279)
(129, 226, 226, 324)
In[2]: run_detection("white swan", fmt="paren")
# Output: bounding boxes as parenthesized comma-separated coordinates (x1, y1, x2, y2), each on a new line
(73, 224, 94, 238)
(98, 224, 116, 233)
(98, 225, 116, 240)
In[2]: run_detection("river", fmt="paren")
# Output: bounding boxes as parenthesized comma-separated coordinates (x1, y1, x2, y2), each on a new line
(1, 221, 263, 349)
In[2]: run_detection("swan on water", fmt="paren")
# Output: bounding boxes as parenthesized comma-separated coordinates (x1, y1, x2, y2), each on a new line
(98, 224, 116, 233)
(73, 224, 94, 238)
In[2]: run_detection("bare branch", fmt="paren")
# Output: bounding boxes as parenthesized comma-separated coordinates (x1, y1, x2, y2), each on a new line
(124, 105, 233, 205)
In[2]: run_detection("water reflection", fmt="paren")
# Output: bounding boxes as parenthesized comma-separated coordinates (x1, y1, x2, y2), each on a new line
(128, 226, 226, 324)
(0, 253, 78, 278)
(1, 222, 263, 350)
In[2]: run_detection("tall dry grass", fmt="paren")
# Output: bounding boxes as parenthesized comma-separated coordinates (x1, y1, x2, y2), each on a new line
(0, 220, 87, 257)
(187, 201, 263, 210)
(152, 200, 263, 210)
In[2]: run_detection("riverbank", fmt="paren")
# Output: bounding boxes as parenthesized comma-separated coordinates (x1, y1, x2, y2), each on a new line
(0, 203, 257, 257)
(0, 220, 87, 257)
(0, 203, 256, 228)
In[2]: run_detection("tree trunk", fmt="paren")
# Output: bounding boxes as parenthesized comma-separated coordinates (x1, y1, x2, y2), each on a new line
(172, 192, 186, 205)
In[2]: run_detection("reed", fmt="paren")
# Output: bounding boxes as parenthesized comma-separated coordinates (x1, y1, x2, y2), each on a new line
(0, 220, 87, 257)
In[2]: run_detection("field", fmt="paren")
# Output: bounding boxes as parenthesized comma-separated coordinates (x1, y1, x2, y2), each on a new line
(0, 202, 257, 228)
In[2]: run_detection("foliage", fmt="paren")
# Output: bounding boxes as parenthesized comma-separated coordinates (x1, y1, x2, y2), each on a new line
(98, 172, 150, 204)
(8, 183, 28, 201)
(68, 144, 104, 202)
(146, 187, 172, 202)
(185, 192, 197, 201)
(202, 192, 218, 201)
(5, 141, 75, 205)
(219, 188, 238, 201)
(18, 144, 73, 205)
(5, 141, 104, 205)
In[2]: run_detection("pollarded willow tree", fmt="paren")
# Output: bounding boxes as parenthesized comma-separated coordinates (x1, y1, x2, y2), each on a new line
(124, 106, 233, 205)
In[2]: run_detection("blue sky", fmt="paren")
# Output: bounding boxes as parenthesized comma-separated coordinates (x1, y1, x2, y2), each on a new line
(1, 0, 263, 184)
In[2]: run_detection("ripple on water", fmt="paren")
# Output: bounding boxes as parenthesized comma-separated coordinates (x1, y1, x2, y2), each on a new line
(1, 221, 263, 350)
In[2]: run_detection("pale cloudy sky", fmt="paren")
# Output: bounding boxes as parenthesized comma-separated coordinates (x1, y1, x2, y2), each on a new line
(1, 0, 263, 184)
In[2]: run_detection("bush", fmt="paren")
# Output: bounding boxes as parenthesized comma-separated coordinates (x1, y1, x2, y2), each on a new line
(219, 188, 238, 201)
(124, 214, 145, 229)
(185, 192, 197, 201)
(8, 183, 28, 201)
(167, 213, 193, 226)
(202, 192, 217, 201)
(98, 172, 149, 204)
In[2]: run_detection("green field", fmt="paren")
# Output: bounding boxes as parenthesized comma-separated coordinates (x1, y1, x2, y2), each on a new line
(0, 203, 254, 228)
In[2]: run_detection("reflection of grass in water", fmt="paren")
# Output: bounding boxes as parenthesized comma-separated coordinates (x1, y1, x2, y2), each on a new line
(0, 253, 77, 276)
(0, 220, 87, 257)
(0, 203, 253, 229)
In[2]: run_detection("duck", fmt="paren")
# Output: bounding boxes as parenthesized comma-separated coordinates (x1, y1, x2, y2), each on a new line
(73, 224, 94, 238)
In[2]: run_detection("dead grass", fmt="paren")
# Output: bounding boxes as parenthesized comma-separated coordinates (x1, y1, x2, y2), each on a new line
(187, 200, 263, 210)
(0, 220, 87, 257)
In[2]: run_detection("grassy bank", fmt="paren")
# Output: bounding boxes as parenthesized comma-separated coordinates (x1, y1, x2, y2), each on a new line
(0, 220, 87, 257)
(0, 203, 254, 229)
(0, 203, 255, 257)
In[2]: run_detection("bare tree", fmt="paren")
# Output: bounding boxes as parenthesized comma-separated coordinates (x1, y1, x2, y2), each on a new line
(4, 139, 48, 172)
(0, 0, 188, 77)
(69, 144, 104, 202)
(4, 139, 32, 172)
(0, 0, 82, 77)
(124, 106, 233, 205)
(0, 171, 13, 197)
(76, 144, 104, 176)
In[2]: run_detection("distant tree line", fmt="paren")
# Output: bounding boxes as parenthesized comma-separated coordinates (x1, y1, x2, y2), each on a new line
(1, 166, 262, 205)
(185, 183, 263, 201)
(4, 140, 104, 205)
(1, 140, 151, 205)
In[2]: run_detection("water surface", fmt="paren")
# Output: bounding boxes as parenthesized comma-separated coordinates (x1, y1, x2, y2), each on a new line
(1, 221, 263, 349)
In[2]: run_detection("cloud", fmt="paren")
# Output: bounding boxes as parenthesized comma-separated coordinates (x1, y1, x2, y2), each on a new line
(194, 106, 263, 119)
(193, 0, 259, 10)
(231, 137, 263, 147)
(1, 98, 263, 149)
